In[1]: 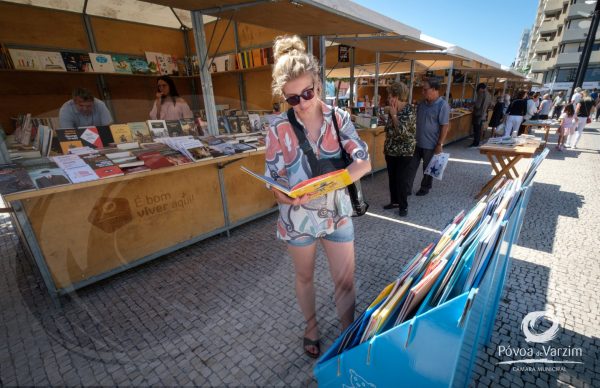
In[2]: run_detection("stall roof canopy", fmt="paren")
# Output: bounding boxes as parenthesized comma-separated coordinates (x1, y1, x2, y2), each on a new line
(145, 0, 423, 36)
(329, 34, 442, 54)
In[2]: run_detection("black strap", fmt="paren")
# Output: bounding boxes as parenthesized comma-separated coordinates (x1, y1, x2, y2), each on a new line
(287, 108, 320, 177)
(330, 107, 352, 166)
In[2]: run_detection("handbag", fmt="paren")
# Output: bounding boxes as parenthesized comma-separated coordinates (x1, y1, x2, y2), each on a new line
(287, 108, 369, 217)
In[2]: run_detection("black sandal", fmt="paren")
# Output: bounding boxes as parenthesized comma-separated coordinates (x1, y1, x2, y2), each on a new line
(303, 337, 321, 359)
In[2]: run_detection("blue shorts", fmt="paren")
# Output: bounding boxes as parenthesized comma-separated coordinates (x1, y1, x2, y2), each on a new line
(286, 219, 354, 247)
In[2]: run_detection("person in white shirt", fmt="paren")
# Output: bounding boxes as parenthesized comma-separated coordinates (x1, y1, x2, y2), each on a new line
(537, 94, 553, 119)
(149, 75, 193, 120)
(571, 87, 583, 105)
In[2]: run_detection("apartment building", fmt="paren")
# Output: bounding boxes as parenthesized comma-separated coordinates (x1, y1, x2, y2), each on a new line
(527, 0, 599, 90)
(514, 28, 531, 70)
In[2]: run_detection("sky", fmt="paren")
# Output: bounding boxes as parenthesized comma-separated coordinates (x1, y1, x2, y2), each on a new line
(352, 0, 539, 67)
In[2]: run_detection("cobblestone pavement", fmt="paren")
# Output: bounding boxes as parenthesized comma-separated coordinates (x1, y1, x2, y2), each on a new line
(0, 124, 598, 387)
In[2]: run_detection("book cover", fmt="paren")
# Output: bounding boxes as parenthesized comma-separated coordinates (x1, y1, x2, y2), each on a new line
(217, 116, 230, 134)
(128, 56, 151, 74)
(52, 154, 87, 170)
(237, 115, 252, 134)
(89, 53, 115, 73)
(8, 49, 42, 70)
(241, 167, 352, 199)
(179, 118, 201, 137)
(161, 150, 192, 165)
(227, 116, 241, 134)
(109, 124, 133, 144)
(127, 122, 153, 143)
(37, 51, 66, 71)
(111, 54, 133, 74)
(61, 52, 93, 72)
(146, 120, 169, 139)
(81, 154, 124, 178)
(55, 128, 83, 154)
(137, 151, 175, 170)
(64, 165, 98, 183)
(186, 145, 213, 161)
(165, 120, 184, 137)
(122, 165, 151, 175)
(21, 158, 71, 189)
(0, 164, 37, 194)
(94, 125, 116, 147)
(76, 126, 104, 148)
(232, 143, 256, 153)
(145, 52, 169, 75)
(248, 113, 261, 132)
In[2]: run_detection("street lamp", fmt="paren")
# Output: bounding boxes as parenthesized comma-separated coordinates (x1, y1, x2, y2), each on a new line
(571, 0, 600, 95)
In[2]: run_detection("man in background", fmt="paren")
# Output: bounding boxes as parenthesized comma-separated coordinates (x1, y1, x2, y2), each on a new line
(408, 78, 450, 196)
(469, 83, 492, 147)
(58, 88, 113, 128)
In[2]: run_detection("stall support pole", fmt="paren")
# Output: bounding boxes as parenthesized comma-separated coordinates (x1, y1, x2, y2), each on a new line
(461, 71, 468, 103)
(349, 47, 355, 108)
(445, 62, 454, 102)
(474, 73, 480, 99)
(408, 59, 415, 104)
(492, 77, 497, 97)
(82, 0, 114, 121)
(503, 80, 508, 96)
(192, 11, 219, 136)
(181, 27, 200, 111)
(233, 21, 247, 112)
(374, 52, 380, 114)
(320, 36, 326, 100)
(307, 36, 313, 56)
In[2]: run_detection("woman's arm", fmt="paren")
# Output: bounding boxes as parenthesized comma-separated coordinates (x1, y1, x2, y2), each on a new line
(149, 99, 159, 120)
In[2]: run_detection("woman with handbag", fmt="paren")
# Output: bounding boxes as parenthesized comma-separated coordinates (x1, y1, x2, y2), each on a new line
(382, 81, 416, 217)
(568, 90, 595, 149)
(265, 35, 371, 358)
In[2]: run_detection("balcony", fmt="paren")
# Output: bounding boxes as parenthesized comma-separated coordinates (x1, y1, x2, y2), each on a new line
(567, 1, 594, 18)
(544, 0, 564, 14)
(539, 18, 560, 34)
(556, 50, 600, 66)
(534, 39, 556, 53)
(562, 26, 600, 43)
(530, 57, 556, 73)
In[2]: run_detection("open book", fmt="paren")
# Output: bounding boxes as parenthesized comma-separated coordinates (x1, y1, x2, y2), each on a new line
(241, 166, 352, 199)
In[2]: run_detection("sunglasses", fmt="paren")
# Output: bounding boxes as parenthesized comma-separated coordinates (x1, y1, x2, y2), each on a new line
(285, 86, 315, 106)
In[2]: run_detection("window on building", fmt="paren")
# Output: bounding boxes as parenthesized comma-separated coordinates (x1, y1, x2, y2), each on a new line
(563, 3, 568, 13)
(559, 44, 565, 53)
(584, 66, 600, 82)
(556, 68, 577, 82)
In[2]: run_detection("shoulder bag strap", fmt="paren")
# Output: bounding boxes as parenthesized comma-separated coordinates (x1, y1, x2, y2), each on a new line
(286, 108, 320, 177)
(329, 107, 352, 165)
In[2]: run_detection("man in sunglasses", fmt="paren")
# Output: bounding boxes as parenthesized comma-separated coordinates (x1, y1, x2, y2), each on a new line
(407, 78, 450, 196)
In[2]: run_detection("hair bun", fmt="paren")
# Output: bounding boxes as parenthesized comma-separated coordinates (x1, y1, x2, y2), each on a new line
(273, 35, 306, 62)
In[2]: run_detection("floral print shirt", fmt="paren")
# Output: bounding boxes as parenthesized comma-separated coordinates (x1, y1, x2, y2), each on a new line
(384, 104, 417, 157)
(265, 102, 369, 242)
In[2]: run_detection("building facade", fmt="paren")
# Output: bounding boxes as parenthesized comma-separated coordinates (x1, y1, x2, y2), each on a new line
(514, 28, 531, 71)
(527, 0, 600, 90)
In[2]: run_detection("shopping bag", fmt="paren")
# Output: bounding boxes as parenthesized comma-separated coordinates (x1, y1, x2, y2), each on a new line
(495, 122, 505, 136)
(424, 152, 450, 180)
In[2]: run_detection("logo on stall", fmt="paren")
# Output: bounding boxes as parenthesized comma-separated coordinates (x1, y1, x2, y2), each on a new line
(496, 309, 583, 373)
(343, 369, 375, 388)
(88, 197, 133, 233)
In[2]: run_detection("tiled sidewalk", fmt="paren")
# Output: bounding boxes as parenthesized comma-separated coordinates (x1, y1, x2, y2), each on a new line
(0, 126, 598, 387)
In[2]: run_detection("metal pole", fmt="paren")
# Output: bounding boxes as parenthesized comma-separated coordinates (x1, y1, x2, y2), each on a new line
(233, 21, 247, 111)
(320, 36, 326, 100)
(349, 47, 355, 107)
(474, 73, 480, 100)
(461, 71, 468, 103)
(408, 59, 415, 104)
(572, 0, 600, 96)
(445, 62, 454, 102)
(492, 77, 497, 98)
(307, 36, 313, 56)
(374, 52, 380, 114)
(181, 27, 200, 111)
(192, 11, 219, 136)
(503, 79, 508, 96)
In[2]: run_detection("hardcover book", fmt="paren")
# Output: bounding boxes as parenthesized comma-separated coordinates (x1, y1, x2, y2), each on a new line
(127, 122, 153, 143)
(76, 126, 104, 148)
(21, 158, 71, 189)
(0, 164, 37, 194)
(109, 124, 133, 144)
(146, 120, 169, 139)
(89, 53, 115, 73)
(55, 128, 83, 154)
(81, 154, 124, 178)
(179, 118, 202, 137)
(8, 49, 42, 70)
(138, 151, 175, 170)
(165, 120, 184, 137)
(241, 167, 352, 199)
(37, 51, 67, 71)
(128, 56, 151, 74)
(61, 52, 93, 72)
(111, 54, 133, 74)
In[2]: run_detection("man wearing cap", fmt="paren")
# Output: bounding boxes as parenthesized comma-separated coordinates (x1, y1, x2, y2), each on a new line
(469, 83, 492, 147)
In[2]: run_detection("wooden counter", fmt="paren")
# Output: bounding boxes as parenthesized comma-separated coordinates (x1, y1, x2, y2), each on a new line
(446, 111, 473, 144)
(4, 150, 276, 299)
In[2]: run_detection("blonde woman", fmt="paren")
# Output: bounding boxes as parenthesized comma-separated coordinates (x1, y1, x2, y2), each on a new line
(265, 35, 371, 358)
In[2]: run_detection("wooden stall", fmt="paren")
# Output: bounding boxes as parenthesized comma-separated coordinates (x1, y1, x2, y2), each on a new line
(4, 151, 275, 297)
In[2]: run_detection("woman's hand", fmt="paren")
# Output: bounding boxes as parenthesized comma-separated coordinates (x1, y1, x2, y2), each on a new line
(271, 188, 311, 206)
(389, 97, 398, 117)
(155, 92, 163, 101)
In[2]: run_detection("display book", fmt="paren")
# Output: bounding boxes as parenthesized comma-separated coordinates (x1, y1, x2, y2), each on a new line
(241, 167, 352, 199)
(317, 172, 526, 364)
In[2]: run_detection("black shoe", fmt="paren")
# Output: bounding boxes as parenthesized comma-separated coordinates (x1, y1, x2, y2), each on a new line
(415, 189, 429, 196)
(398, 209, 408, 217)
(383, 203, 399, 210)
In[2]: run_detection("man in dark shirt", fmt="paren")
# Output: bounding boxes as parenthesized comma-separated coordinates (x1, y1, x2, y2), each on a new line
(469, 83, 492, 147)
